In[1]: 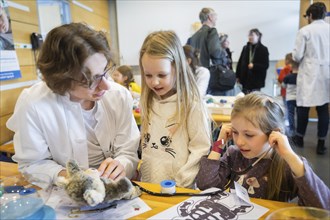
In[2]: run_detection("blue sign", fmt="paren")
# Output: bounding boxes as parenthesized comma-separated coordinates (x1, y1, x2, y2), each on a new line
(0, 70, 21, 81)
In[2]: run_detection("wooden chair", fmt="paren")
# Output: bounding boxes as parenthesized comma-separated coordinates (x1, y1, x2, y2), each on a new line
(0, 143, 15, 158)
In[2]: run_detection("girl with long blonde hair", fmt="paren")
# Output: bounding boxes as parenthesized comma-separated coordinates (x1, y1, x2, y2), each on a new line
(197, 92, 329, 209)
(138, 30, 211, 188)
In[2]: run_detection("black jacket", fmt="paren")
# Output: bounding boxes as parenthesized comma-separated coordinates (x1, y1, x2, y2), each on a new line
(225, 48, 233, 70)
(188, 25, 227, 68)
(236, 42, 269, 90)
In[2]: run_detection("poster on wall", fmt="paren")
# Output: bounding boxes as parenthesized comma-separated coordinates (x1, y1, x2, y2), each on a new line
(0, 0, 21, 81)
(326, 12, 330, 24)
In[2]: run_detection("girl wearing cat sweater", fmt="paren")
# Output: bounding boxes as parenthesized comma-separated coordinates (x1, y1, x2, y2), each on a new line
(138, 31, 211, 188)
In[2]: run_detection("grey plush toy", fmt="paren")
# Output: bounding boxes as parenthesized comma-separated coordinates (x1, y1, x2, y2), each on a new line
(57, 160, 141, 207)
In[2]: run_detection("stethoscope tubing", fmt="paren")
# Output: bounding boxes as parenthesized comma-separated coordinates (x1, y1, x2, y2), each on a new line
(132, 145, 272, 197)
(131, 181, 225, 197)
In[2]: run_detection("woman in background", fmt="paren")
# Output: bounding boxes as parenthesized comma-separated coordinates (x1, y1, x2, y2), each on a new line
(219, 33, 233, 70)
(236, 28, 269, 94)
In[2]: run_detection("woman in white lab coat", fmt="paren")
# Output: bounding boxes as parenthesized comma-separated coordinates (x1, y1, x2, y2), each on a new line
(6, 23, 140, 183)
(292, 2, 330, 154)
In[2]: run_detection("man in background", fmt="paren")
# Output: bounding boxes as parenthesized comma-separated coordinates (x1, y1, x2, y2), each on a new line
(292, 2, 329, 154)
(188, 8, 227, 68)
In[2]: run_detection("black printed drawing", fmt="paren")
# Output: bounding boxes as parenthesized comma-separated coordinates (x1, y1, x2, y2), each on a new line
(172, 191, 254, 220)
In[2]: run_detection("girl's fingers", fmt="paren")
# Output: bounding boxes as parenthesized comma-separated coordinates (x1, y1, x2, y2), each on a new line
(109, 165, 123, 180)
(102, 163, 117, 178)
(112, 167, 126, 181)
(98, 158, 121, 178)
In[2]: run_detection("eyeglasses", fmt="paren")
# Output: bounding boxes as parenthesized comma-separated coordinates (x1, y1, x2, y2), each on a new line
(72, 64, 116, 89)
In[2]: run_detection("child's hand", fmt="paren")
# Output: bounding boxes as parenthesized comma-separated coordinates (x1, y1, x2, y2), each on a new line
(268, 131, 305, 178)
(218, 123, 233, 144)
(268, 131, 294, 157)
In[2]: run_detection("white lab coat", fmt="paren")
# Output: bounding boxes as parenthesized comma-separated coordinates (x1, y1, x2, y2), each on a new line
(6, 81, 140, 183)
(292, 20, 330, 107)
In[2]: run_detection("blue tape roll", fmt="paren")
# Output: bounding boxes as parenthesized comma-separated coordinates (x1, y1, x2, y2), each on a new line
(160, 180, 176, 194)
(161, 180, 175, 188)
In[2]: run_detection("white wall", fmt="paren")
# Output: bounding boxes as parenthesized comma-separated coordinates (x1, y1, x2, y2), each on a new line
(38, 3, 62, 38)
(117, 0, 300, 65)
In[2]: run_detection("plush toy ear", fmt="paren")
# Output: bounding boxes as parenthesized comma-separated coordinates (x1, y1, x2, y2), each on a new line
(66, 160, 81, 176)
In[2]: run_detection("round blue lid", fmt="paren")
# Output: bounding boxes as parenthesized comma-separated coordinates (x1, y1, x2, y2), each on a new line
(1, 197, 43, 219)
(24, 205, 56, 220)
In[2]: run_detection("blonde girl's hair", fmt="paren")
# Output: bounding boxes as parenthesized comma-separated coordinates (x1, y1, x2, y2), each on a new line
(231, 92, 297, 201)
(117, 65, 135, 89)
(139, 30, 210, 136)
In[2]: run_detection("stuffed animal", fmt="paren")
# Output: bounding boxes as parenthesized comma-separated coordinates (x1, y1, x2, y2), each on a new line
(57, 160, 141, 206)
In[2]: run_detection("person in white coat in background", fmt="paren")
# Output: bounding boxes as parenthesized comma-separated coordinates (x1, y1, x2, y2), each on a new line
(292, 2, 330, 155)
(6, 23, 140, 184)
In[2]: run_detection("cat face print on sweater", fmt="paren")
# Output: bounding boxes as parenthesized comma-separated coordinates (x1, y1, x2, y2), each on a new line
(142, 133, 176, 158)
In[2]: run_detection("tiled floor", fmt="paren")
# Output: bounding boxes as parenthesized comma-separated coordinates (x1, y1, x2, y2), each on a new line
(293, 121, 330, 187)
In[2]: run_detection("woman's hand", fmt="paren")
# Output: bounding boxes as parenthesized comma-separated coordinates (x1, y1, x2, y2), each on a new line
(98, 158, 126, 181)
(268, 131, 304, 177)
(248, 63, 254, 69)
(58, 169, 67, 178)
(218, 123, 233, 144)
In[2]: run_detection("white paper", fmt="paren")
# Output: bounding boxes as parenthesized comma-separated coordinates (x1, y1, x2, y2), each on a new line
(234, 181, 251, 205)
(45, 186, 151, 219)
(148, 188, 269, 220)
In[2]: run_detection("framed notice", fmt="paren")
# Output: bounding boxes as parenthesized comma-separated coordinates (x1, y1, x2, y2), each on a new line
(0, 0, 21, 81)
(326, 11, 330, 24)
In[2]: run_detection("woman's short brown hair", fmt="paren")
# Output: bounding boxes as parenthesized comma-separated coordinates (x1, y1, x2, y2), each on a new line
(37, 22, 112, 95)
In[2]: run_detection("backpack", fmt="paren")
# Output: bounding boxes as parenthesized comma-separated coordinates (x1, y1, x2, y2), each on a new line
(208, 64, 236, 91)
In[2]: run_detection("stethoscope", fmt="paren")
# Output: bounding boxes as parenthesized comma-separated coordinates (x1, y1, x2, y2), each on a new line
(70, 182, 225, 215)
(132, 145, 272, 197)
(131, 181, 224, 197)
(222, 145, 272, 175)
(220, 144, 273, 189)
(72, 145, 272, 214)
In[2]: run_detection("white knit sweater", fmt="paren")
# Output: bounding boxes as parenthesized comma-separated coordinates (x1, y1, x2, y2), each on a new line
(195, 66, 210, 97)
(140, 94, 211, 188)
